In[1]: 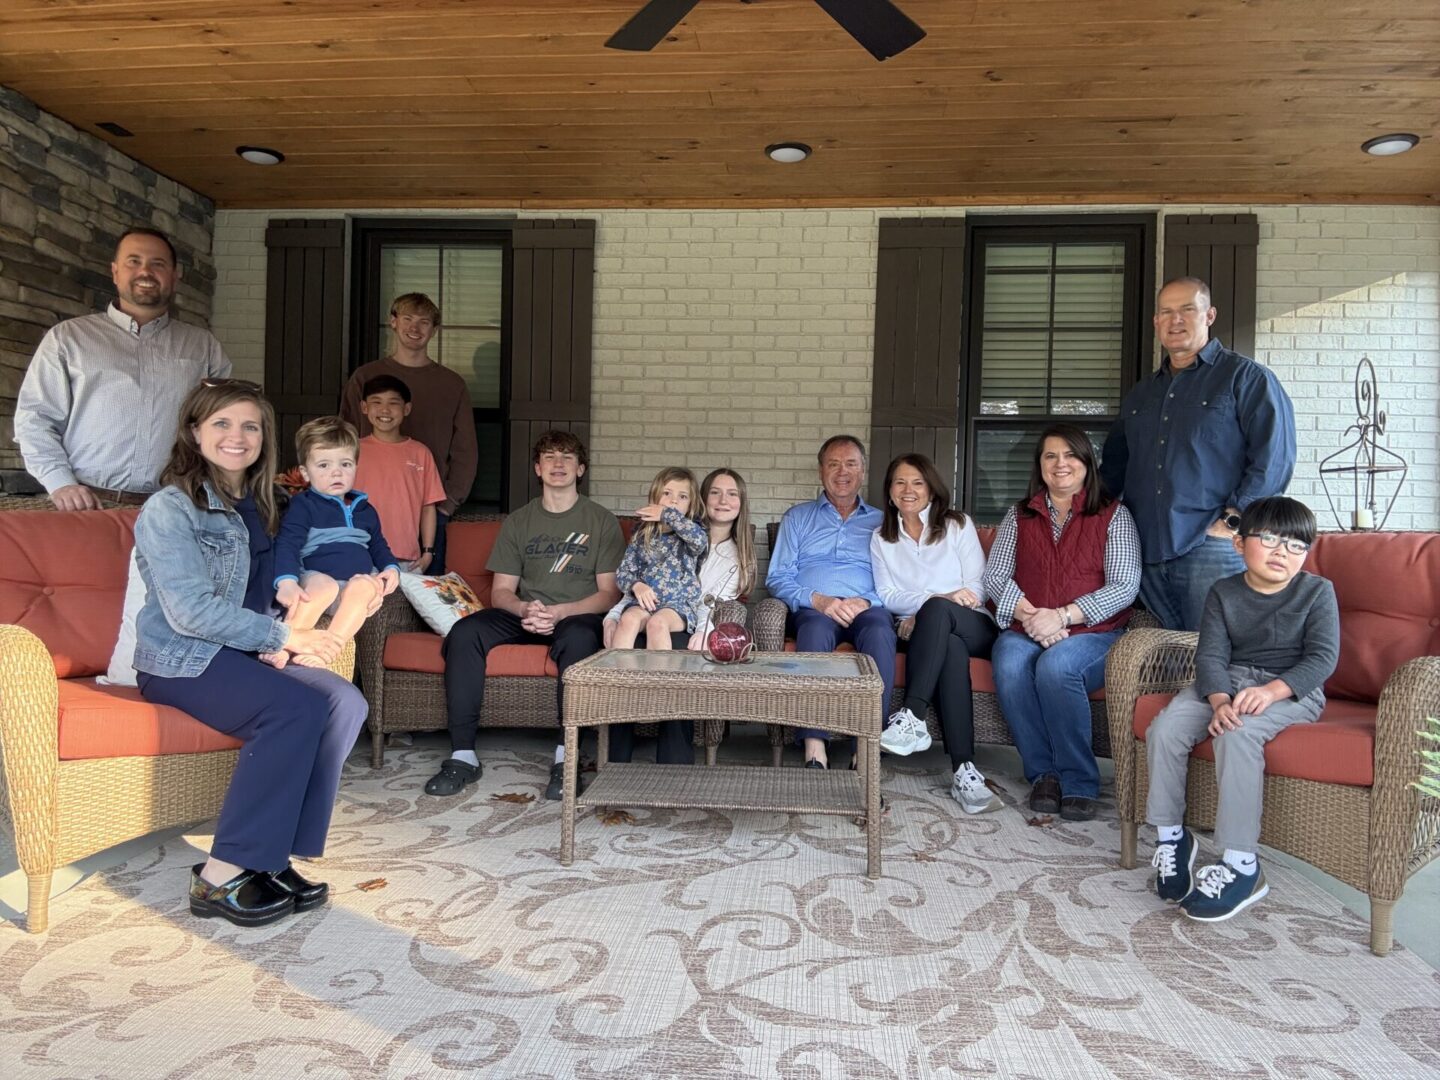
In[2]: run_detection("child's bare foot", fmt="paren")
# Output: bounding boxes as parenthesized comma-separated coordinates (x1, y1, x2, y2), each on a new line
(259, 650, 289, 669)
(291, 653, 327, 669)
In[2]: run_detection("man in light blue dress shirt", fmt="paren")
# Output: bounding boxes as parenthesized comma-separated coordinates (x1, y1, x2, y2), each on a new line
(15, 227, 231, 509)
(767, 434, 895, 768)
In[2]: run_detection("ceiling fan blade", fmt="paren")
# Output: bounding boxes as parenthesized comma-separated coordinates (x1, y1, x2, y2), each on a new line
(812, 0, 926, 61)
(604, 0, 703, 51)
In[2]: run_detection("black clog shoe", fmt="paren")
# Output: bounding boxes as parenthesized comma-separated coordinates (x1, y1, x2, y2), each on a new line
(189, 864, 295, 927)
(262, 864, 329, 912)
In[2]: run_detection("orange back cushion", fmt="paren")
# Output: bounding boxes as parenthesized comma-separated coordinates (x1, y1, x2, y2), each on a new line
(0, 508, 137, 678)
(1306, 531, 1440, 703)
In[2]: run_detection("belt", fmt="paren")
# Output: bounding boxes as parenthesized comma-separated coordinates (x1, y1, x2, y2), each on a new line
(93, 487, 152, 507)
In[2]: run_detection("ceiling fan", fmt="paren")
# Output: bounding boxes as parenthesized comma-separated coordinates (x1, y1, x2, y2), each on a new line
(604, 0, 926, 62)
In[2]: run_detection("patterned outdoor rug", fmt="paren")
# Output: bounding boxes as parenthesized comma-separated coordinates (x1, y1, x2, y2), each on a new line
(2, 738, 1438, 1079)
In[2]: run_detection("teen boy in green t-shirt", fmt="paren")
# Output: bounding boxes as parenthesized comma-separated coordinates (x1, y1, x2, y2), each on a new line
(425, 430, 623, 802)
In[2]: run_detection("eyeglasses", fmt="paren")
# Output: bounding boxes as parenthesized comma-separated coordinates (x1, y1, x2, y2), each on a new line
(1245, 531, 1310, 555)
(201, 377, 263, 392)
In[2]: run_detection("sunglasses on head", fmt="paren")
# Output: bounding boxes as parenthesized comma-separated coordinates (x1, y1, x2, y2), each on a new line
(200, 377, 263, 392)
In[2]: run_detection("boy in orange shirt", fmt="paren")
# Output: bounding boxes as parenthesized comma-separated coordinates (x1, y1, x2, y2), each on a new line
(353, 375, 446, 572)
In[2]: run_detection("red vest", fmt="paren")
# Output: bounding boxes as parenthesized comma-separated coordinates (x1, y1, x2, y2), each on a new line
(1012, 493, 1132, 635)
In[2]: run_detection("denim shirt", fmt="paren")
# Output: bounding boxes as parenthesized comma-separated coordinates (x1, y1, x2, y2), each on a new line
(1099, 338, 1296, 563)
(132, 482, 289, 677)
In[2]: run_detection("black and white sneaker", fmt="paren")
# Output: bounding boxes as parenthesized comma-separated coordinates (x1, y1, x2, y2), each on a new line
(1151, 828, 1198, 902)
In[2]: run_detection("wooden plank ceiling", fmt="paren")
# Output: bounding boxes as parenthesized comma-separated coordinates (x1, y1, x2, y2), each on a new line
(1, 0, 1436, 208)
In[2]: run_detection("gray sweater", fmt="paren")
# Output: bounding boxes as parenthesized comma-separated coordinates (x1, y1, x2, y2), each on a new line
(1194, 571, 1341, 702)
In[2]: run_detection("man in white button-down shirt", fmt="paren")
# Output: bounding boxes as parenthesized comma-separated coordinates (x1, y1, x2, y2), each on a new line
(15, 228, 231, 510)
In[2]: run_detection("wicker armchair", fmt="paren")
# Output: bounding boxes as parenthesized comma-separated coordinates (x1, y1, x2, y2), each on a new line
(0, 623, 354, 933)
(1106, 627, 1440, 956)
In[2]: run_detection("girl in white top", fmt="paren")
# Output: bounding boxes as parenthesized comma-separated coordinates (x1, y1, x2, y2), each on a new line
(869, 453, 1001, 814)
(602, 467, 758, 763)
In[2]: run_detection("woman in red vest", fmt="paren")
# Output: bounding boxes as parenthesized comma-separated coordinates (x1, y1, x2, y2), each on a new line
(983, 424, 1141, 822)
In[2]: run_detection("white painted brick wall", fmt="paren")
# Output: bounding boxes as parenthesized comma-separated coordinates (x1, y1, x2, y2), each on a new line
(212, 203, 1440, 569)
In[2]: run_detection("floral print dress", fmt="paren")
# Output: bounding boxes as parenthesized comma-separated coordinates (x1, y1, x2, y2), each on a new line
(615, 507, 709, 630)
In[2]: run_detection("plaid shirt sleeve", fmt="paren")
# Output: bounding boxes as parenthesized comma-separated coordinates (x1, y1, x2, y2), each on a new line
(1073, 503, 1143, 626)
(983, 507, 1022, 627)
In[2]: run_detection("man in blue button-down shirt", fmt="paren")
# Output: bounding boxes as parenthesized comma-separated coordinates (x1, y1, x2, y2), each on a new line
(1100, 277, 1296, 631)
(767, 434, 895, 767)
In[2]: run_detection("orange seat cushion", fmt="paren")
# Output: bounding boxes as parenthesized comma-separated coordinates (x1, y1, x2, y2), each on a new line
(57, 679, 241, 761)
(0, 509, 138, 678)
(1132, 692, 1375, 787)
(382, 633, 557, 677)
(1306, 531, 1440, 704)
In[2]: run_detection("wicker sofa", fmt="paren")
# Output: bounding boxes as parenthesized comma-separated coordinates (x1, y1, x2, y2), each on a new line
(752, 521, 1154, 765)
(0, 507, 354, 933)
(1105, 530, 1440, 956)
(355, 517, 749, 767)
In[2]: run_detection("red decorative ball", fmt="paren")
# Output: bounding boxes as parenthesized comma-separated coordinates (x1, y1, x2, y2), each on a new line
(706, 621, 753, 663)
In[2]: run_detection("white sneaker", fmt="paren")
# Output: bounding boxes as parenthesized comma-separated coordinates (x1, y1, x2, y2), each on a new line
(880, 707, 932, 756)
(951, 762, 1002, 814)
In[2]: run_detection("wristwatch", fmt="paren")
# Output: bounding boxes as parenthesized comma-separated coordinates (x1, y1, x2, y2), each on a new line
(1221, 512, 1242, 532)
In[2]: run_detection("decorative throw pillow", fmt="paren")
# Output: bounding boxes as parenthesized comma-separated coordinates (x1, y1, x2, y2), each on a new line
(399, 571, 484, 636)
(97, 549, 146, 687)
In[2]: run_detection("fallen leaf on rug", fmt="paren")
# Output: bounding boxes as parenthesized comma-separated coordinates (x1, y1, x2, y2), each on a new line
(599, 809, 637, 826)
(912, 851, 938, 861)
(1026, 815, 1054, 827)
(984, 778, 1006, 795)
(355, 878, 388, 891)
(491, 792, 536, 804)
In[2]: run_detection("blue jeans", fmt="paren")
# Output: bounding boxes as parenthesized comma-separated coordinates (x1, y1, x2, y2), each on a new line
(790, 605, 896, 743)
(991, 628, 1123, 799)
(1140, 535, 1245, 631)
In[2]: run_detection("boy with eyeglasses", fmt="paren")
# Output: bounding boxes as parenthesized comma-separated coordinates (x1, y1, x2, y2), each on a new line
(1144, 496, 1339, 922)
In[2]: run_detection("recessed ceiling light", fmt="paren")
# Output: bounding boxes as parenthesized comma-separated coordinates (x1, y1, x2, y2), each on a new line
(765, 142, 812, 163)
(236, 145, 285, 166)
(1361, 133, 1419, 156)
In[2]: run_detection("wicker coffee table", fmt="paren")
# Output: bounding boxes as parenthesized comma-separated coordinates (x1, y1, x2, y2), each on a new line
(560, 649, 885, 877)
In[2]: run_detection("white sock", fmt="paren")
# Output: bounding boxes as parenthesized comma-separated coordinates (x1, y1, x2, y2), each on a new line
(554, 745, 565, 764)
(451, 749, 479, 768)
(1223, 849, 1258, 875)
(1158, 825, 1184, 843)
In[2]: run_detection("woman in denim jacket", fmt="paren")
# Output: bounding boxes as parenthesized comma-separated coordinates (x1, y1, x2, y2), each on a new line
(133, 380, 368, 927)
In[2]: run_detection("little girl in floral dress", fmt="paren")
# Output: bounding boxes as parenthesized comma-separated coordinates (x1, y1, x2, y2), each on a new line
(612, 466, 707, 649)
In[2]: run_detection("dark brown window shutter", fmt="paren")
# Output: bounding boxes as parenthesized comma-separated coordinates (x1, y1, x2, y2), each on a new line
(869, 218, 968, 507)
(1162, 213, 1259, 356)
(264, 218, 346, 468)
(507, 219, 596, 509)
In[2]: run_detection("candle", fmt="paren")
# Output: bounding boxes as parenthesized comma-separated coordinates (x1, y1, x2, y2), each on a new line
(1353, 507, 1374, 530)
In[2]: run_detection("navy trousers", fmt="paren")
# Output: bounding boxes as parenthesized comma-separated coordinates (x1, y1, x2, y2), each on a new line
(790, 605, 897, 742)
(138, 648, 368, 872)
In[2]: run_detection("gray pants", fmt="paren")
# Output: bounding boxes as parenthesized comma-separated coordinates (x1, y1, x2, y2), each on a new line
(1145, 664, 1325, 852)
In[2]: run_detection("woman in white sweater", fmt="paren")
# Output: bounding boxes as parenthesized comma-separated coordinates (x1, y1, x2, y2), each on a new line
(870, 453, 1000, 813)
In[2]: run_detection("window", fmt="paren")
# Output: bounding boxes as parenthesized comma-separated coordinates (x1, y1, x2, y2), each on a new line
(960, 215, 1155, 521)
(351, 219, 512, 509)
